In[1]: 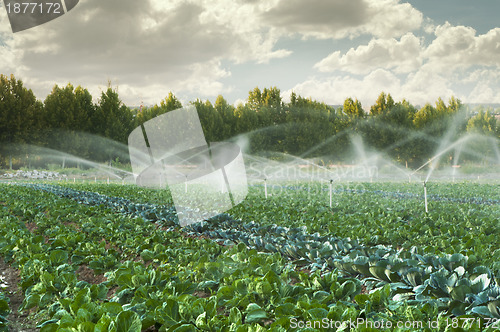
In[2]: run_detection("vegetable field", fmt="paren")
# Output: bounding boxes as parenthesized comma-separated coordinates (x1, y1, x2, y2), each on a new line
(0, 180, 499, 331)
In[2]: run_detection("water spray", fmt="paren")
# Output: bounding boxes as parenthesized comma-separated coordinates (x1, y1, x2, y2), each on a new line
(423, 181, 428, 213)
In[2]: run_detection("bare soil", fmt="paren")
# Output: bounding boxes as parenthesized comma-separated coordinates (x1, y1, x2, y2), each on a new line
(0, 258, 38, 331)
(75, 264, 107, 285)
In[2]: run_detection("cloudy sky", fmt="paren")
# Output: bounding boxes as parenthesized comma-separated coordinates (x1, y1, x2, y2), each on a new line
(1, 0, 499, 109)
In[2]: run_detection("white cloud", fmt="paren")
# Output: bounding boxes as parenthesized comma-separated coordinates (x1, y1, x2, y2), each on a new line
(424, 23, 500, 72)
(424, 23, 476, 59)
(262, 0, 423, 39)
(474, 28, 500, 67)
(1, 0, 499, 108)
(467, 82, 500, 103)
(283, 69, 402, 108)
(463, 69, 500, 103)
(284, 64, 466, 109)
(402, 66, 456, 105)
(0, 7, 24, 76)
(314, 33, 422, 74)
(0, 0, 290, 104)
(303, 19, 500, 107)
(364, 0, 423, 38)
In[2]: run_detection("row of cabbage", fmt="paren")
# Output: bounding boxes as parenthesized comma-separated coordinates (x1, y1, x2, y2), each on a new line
(16, 183, 500, 321)
(0, 183, 475, 331)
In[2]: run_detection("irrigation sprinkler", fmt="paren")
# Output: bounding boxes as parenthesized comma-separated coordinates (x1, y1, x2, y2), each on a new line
(107, 177, 110, 184)
(122, 179, 124, 185)
(423, 181, 428, 213)
(329, 179, 333, 208)
(264, 178, 268, 199)
(94, 177, 97, 183)
(73, 177, 75, 183)
(185, 176, 188, 193)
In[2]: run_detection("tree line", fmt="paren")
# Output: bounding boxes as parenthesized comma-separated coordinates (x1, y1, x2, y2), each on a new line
(0, 74, 499, 169)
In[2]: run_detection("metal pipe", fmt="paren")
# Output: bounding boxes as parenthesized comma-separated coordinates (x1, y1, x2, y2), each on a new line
(329, 179, 333, 208)
(424, 181, 428, 213)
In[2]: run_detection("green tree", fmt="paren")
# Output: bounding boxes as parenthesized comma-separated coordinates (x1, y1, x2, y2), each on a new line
(43, 83, 96, 166)
(463, 107, 498, 163)
(284, 94, 335, 156)
(193, 99, 223, 142)
(160, 92, 182, 112)
(370, 92, 394, 116)
(92, 87, 133, 164)
(132, 92, 182, 129)
(343, 97, 366, 119)
(214, 95, 236, 140)
(0, 74, 43, 169)
(466, 107, 497, 135)
(413, 103, 437, 129)
(247, 87, 284, 123)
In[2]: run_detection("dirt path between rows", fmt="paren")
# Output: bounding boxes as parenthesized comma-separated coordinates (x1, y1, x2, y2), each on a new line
(0, 259, 38, 332)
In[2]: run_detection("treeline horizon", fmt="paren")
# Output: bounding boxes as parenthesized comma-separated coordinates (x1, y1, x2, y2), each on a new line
(1, 74, 499, 170)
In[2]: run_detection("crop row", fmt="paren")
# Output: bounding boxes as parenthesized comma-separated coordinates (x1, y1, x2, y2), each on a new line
(0, 183, 467, 331)
(54, 182, 500, 270)
(13, 183, 500, 322)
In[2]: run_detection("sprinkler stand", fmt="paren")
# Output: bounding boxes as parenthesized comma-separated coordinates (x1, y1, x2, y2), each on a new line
(329, 179, 333, 208)
(424, 181, 428, 213)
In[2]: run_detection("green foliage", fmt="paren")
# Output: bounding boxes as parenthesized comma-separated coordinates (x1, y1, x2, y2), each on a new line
(369, 92, 394, 115)
(343, 97, 366, 119)
(0, 74, 44, 168)
(1, 181, 498, 330)
(0, 75, 497, 172)
(467, 107, 497, 135)
(0, 292, 9, 331)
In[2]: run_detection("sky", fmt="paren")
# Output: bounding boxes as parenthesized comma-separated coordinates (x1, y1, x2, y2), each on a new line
(1, 0, 500, 109)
